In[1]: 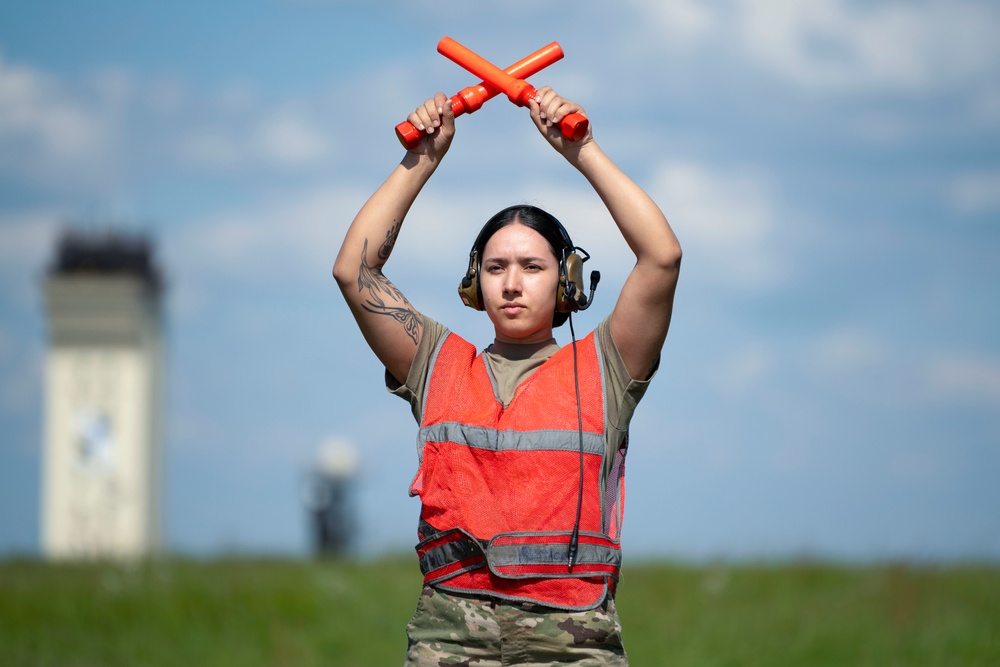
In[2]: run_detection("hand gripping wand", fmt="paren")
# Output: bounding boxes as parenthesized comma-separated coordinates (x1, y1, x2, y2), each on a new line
(436, 36, 589, 142)
(395, 42, 566, 149)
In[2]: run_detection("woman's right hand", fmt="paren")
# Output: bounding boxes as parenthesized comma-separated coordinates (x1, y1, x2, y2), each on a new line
(406, 92, 455, 160)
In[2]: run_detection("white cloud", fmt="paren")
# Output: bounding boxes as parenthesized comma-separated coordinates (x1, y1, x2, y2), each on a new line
(211, 84, 258, 114)
(846, 110, 914, 146)
(145, 77, 186, 116)
(948, 170, 1000, 215)
(0, 50, 338, 191)
(888, 450, 944, 480)
(809, 327, 888, 375)
(0, 211, 62, 266)
(927, 353, 1000, 406)
(713, 341, 776, 396)
(647, 160, 784, 290)
(971, 87, 1000, 127)
(629, 0, 717, 51)
(172, 185, 370, 284)
(256, 111, 331, 166)
(180, 130, 242, 168)
(629, 0, 1000, 92)
(806, 335, 1000, 409)
(0, 211, 63, 306)
(0, 53, 112, 182)
(178, 104, 333, 171)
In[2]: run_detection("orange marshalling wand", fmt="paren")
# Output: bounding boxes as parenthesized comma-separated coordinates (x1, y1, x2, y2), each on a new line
(437, 36, 588, 142)
(395, 38, 588, 148)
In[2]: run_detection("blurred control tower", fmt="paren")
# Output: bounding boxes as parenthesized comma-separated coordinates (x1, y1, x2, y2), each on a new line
(41, 229, 166, 559)
(302, 438, 359, 557)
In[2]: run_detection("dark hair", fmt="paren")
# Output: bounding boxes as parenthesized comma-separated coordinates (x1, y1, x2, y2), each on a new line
(473, 204, 572, 328)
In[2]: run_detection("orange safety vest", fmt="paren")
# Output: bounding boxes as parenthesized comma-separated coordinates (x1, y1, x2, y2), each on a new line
(409, 330, 627, 611)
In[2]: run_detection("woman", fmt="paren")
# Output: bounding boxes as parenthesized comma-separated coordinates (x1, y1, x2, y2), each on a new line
(334, 87, 681, 666)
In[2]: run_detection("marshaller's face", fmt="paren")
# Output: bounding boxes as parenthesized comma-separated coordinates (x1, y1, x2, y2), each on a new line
(480, 223, 560, 345)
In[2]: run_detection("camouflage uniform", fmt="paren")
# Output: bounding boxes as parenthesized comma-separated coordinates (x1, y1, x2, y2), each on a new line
(404, 586, 628, 666)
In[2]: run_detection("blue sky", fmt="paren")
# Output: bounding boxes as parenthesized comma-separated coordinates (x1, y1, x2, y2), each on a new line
(1, 0, 998, 561)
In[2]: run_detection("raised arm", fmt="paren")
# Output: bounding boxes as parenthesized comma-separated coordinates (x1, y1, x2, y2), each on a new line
(333, 92, 455, 384)
(529, 88, 682, 380)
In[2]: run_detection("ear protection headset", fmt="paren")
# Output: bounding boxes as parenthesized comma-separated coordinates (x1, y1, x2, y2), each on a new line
(457, 210, 599, 313)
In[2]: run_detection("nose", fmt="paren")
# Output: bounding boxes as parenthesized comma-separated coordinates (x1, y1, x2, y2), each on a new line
(503, 267, 521, 296)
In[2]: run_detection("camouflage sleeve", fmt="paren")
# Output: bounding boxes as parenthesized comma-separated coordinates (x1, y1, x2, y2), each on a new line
(386, 315, 449, 424)
(598, 316, 656, 435)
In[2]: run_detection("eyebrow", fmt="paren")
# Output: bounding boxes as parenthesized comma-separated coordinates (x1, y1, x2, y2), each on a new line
(482, 255, 552, 265)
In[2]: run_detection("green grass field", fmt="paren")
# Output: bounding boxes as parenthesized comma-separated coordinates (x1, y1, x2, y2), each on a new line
(1, 557, 997, 666)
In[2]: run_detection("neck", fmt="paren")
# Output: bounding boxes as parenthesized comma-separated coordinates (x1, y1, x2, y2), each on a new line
(490, 335, 558, 359)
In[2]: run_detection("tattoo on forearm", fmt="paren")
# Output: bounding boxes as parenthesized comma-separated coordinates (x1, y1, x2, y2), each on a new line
(378, 223, 400, 262)
(357, 237, 422, 344)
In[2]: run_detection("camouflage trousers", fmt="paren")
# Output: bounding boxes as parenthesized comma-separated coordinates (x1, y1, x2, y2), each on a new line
(404, 585, 628, 666)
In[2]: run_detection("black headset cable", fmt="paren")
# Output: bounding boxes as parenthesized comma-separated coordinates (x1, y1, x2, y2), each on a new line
(567, 311, 584, 569)
(566, 270, 600, 570)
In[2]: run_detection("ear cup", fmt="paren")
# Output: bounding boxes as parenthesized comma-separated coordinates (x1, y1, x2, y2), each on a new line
(457, 250, 483, 310)
(556, 251, 588, 312)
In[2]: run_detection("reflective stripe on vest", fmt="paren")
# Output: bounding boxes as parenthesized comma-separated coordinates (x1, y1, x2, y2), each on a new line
(419, 422, 607, 456)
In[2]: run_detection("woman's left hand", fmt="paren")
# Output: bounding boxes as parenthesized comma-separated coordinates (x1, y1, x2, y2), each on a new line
(528, 86, 593, 155)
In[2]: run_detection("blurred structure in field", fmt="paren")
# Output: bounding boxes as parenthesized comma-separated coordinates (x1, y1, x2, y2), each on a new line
(302, 437, 359, 557)
(41, 229, 166, 560)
